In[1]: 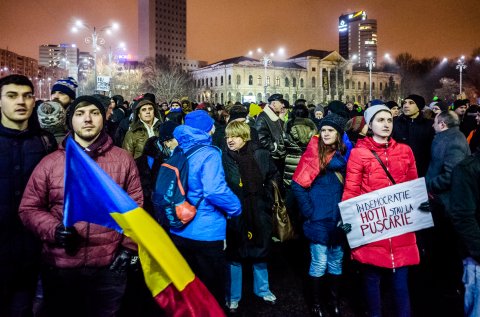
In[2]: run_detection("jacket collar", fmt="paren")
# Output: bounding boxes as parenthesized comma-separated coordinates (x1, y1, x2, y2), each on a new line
(263, 105, 279, 122)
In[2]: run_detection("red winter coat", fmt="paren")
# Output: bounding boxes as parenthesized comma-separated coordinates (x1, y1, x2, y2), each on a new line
(342, 137, 420, 269)
(19, 135, 143, 268)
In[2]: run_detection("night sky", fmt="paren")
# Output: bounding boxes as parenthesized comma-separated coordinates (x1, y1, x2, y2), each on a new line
(0, 0, 479, 64)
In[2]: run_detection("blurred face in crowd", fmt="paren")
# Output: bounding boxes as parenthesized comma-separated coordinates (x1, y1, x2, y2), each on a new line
(432, 113, 447, 134)
(402, 99, 420, 118)
(370, 110, 393, 141)
(226, 135, 246, 151)
(139, 104, 154, 125)
(72, 104, 103, 147)
(163, 138, 179, 151)
(454, 105, 467, 116)
(475, 112, 480, 125)
(170, 103, 181, 110)
(346, 102, 354, 111)
(430, 105, 441, 115)
(269, 100, 283, 114)
(51, 91, 71, 108)
(315, 111, 324, 119)
(0, 84, 35, 131)
(321, 125, 338, 145)
(390, 106, 400, 117)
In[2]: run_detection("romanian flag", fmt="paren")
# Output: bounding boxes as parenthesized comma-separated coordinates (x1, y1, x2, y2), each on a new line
(63, 138, 225, 317)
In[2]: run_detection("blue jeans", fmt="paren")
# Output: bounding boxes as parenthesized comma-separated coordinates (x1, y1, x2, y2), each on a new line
(463, 257, 480, 317)
(309, 243, 343, 277)
(225, 261, 274, 304)
(362, 265, 411, 317)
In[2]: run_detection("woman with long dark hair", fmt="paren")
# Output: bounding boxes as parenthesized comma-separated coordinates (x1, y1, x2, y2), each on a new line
(291, 114, 348, 317)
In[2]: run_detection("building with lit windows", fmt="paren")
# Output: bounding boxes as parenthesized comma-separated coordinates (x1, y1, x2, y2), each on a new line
(39, 44, 79, 79)
(138, 0, 186, 63)
(190, 50, 400, 106)
(338, 11, 377, 67)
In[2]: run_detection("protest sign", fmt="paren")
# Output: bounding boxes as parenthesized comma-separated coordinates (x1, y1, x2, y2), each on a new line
(339, 177, 433, 248)
(96, 76, 111, 92)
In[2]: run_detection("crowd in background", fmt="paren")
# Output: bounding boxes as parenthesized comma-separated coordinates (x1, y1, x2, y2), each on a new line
(1, 72, 480, 317)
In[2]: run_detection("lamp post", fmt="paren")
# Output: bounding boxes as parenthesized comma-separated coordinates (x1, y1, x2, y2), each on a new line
(456, 56, 467, 94)
(366, 52, 375, 101)
(72, 20, 119, 93)
(47, 77, 51, 94)
(248, 48, 284, 101)
(260, 54, 273, 100)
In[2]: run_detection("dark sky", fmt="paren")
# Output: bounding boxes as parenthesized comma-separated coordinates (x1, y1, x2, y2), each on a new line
(1, 0, 479, 64)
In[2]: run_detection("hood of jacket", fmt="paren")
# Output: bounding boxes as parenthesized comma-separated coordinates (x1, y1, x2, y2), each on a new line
(173, 124, 212, 151)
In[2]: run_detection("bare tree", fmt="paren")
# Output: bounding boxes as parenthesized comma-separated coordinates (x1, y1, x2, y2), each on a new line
(434, 78, 459, 104)
(142, 56, 197, 102)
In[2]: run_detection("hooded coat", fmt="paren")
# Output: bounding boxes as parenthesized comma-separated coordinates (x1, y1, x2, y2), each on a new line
(170, 125, 241, 241)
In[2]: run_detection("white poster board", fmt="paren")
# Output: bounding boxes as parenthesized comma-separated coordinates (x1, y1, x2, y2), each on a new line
(339, 178, 434, 248)
(96, 76, 111, 92)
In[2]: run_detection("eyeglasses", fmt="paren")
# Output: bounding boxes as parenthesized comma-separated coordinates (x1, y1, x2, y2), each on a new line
(1, 92, 34, 100)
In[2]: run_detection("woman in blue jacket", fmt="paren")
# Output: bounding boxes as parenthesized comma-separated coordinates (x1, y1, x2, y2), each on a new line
(291, 114, 348, 317)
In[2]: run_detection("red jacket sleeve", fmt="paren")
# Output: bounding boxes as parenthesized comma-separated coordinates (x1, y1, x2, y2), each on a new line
(19, 156, 62, 243)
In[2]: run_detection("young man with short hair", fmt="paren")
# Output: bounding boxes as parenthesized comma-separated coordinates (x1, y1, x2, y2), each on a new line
(0, 74, 56, 316)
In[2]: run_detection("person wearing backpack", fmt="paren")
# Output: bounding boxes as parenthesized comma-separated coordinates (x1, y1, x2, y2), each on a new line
(170, 109, 242, 306)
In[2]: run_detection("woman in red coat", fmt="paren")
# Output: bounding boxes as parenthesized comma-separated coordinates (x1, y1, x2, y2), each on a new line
(342, 104, 419, 317)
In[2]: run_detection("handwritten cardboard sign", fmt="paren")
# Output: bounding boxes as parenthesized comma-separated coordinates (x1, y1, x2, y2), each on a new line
(339, 178, 434, 248)
(96, 76, 111, 92)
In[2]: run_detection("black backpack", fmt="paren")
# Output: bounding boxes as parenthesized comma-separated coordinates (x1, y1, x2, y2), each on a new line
(152, 145, 208, 228)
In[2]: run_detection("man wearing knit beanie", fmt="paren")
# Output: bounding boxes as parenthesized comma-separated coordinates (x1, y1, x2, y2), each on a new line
(392, 93, 434, 177)
(67, 95, 106, 136)
(51, 77, 78, 108)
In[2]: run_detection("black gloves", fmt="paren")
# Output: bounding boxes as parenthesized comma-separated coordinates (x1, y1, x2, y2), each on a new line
(339, 223, 352, 234)
(55, 224, 80, 256)
(109, 248, 139, 274)
(418, 201, 431, 212)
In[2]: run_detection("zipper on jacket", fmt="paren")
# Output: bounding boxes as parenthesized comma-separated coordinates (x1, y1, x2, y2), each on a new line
(389, 238, 396, 272)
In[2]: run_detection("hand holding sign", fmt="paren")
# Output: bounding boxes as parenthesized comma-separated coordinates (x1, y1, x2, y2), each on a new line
(339, 178, 434, 249)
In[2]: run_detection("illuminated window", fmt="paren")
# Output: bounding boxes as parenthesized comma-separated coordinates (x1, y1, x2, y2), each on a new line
(275, 76, 280, 86)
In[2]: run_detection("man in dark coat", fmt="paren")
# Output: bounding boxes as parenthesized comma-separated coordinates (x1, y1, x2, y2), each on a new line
(254, 93, 287, 177)
(392, 94, 435, 177)
(424, 110, 471, 316)
(0, 75, 57, 316)
(449, 149, 480, 317)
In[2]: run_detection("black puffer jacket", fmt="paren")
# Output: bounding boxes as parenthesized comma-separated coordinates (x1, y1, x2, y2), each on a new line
(392, 113, 435, 177)
(0, 122, 56, 283)
(254, 106, 286, 160)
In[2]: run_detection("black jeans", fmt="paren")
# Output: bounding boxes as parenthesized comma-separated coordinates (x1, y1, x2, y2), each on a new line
(41, 265, 127, 317)
(170, 234, 226, 305)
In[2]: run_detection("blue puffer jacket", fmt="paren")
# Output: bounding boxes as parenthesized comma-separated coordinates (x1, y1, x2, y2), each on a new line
(171, 125, 242, 241)
(292, 152, 346, 245)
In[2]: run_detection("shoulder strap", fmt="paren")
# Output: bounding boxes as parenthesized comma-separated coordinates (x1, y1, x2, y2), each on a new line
(370, 150, 396, 184)
(184, 144, 209, 158)
(334, 172, 344, 184)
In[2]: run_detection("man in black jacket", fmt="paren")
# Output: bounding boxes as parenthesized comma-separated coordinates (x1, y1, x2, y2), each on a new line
(392, 94, 434, 177)
(425, 110, 471, 316)
(449, 150, 480, 317)
(0, 75, 56, 316)
(254, 93, 287, 177)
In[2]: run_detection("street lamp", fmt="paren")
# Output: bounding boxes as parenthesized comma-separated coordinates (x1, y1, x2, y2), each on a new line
(366, 52, 375, 101)
(248, 48, 282, 101)
(456, 56, 467, 94)
(72, 20, 119, 93)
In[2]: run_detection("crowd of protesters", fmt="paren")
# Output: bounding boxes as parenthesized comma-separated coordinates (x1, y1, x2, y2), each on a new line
(1, 72, 480, 317)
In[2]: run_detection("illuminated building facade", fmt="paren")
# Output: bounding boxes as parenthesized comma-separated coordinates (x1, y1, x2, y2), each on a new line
(338, 11, 377, 66)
